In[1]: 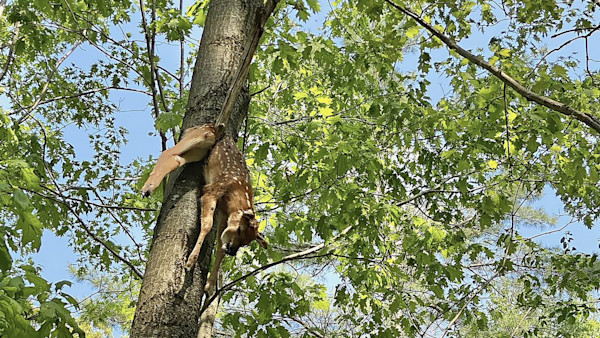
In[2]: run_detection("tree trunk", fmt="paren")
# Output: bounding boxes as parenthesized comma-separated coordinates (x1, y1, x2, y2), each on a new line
(131, 0, 268, 336)
(197, 292, 221, 337)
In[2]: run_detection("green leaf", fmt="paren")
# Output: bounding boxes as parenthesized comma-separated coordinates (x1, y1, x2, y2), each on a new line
(294, 92, 308, 100)
(319, 107, 334, 118)
(54, 280, 72, 291)
(498, 49, 511, 57)
(428, 226, 447, 241)
(313, 298, 330, 310)
(0, 240, 11, 271)
(406, 26, 420, 38)
(315, 96, 332, 105)
(16, 212, 43, 249)
(12, 190, 31, 211)
(155, 112, 183, 132)
(307, 0, 321, 12)
(326, 115, 343, 124)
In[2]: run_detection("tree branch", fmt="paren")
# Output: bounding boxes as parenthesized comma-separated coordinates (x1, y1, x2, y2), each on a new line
(27, 187, 144, 279)
(138, 0, 168, 151)
(65, 200, 145, 279)
(529, 23, 600, 77)
(90, 189, 146, 264)
(384, 0, 600, 133)
(11, 86, 151, 115)
(199, 225, 352, 315)
(214, 0, 281, 134)
(17, 43, 80, 124)
(0, 24, 19, 84)
(288, 316, 324, 338)
(38, 185, 156, 212)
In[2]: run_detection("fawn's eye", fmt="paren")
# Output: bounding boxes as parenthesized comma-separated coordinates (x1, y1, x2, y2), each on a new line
(237, 228, 241, 235)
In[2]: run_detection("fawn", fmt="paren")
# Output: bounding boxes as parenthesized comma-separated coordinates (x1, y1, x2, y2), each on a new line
(141, 124, 267, 292)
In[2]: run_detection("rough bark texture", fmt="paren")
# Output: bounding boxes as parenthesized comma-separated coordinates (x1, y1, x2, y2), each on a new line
(131, 1, 266, 336)
(197, 292, 221, 337)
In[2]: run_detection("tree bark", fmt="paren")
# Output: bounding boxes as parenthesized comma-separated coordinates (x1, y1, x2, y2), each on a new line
(131, 1, 268, 336)
(0, 0, 6, 18)
(197, 288, 221, 337)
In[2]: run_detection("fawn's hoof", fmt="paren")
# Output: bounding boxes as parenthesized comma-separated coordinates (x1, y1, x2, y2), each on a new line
(184, 257, 196, 270)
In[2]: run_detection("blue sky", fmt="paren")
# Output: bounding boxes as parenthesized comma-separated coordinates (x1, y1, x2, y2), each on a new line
(16, 0, 600, 334)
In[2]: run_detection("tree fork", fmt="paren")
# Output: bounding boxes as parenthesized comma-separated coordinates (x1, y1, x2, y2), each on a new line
(131, 1, 275, 336)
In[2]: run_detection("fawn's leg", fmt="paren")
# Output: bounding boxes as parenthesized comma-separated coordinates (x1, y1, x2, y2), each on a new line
(185, 193, 220, 269)
(141, 152, 184, 196)
(204, 219, 226, 292)
(141, 126, 215, 196)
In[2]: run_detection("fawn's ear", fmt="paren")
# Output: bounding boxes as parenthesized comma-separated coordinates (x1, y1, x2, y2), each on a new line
(255, 233, 268, 249)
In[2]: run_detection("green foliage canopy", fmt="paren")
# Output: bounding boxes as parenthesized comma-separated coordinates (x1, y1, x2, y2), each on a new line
(0, 0, 599, 336)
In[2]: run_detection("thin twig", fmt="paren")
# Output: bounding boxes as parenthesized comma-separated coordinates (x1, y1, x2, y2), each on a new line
(525, 219, 574, 241)
(38, 185, 156, 212)
(90, 189, 146, 263)
(288, 316, 324, 338)
(65, 201, 144, 279)
(551, 25, 600, 38)
(439, 272, 498, 338)
(200, 225, 352, 315)
(0, 24, 19, 83)
(138, 0, 167, 151)
(17, 43, 81, 124)
(250, 85, 270, 96)
(585, 37, 596, 87)
(503, 84, 512, 172)
(28, 187, 144, 279)
(11, 86, 150, 115)
(528, 24, 600, 77)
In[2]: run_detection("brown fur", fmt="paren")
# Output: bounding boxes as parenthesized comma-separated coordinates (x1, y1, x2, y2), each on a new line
(140, 124, 267, 293)
(141, 124, 217, 196)
(184, 136, 267, 292)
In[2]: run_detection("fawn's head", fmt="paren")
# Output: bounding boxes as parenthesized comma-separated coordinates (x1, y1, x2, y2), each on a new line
(221, 210, 267, 256)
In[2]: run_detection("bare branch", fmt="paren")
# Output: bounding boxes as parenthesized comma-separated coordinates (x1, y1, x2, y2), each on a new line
(200, 225, 353, 315)
(0, 25, 19, 83)
(90, 189, 146, 263)
(288, 316, 324, 338)
(27, 187, 144, 279)
(17, 43, 80, 124)
(384, 0, 600, 133)
(65, 200, 145, 279)
(585, 37, 597, 87)
(138, 0, 167, 151)
(529, 23, 600, 76)
(214, 0, 282, 134)
(11, 86, 150, 115)
(525, 218, 574, 241)
(503, 84, 512, 172)
(39, 185, 156, 212)
(551, 25, 600, 38)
